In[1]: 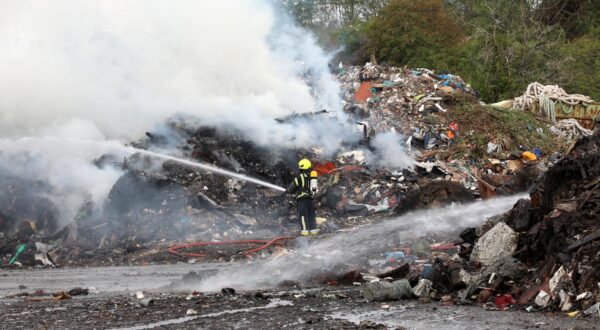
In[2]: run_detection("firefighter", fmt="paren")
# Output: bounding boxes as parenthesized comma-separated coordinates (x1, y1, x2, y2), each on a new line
(287, 158, 319, 236)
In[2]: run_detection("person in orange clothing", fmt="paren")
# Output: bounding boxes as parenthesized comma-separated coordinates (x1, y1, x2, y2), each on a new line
(447, 121, 459, 147)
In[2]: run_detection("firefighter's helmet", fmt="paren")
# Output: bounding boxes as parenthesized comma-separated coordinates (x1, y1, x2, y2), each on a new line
(298, 158, 312, 170)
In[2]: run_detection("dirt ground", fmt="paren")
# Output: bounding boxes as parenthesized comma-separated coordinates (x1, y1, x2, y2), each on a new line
(1, 265, 598, 330)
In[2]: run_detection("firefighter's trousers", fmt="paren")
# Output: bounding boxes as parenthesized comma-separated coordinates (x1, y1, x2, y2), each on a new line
(297, 198, 317, 235)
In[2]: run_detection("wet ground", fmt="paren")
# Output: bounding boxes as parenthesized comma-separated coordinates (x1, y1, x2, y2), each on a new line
(1, 264, 598, 329)
(0, 263, 226, 296)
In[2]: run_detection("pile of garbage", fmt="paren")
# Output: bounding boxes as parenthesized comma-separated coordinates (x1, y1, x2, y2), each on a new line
(339, 63, 558, 198)
(0, 174, 62, 267)
(1, 123, 299, 267)
(339, 63, 477, 138)
(504, 128, 600, 313)
(0, 117, 474, 267)
(0, 64, 565, 268)
(350, 129, 599, 318)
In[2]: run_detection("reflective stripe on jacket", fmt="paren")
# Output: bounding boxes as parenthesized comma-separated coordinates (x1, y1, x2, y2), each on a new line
(287, 172, 312, 199)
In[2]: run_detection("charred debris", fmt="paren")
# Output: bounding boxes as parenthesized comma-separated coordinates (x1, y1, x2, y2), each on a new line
(341, 129, 599, 317)
(1, 63, 599, 316)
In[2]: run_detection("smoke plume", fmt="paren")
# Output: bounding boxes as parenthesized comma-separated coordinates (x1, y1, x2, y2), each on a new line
(0, 0, 341, 139)
(0, 0, 410, 227)
(368, 132, 414, 169)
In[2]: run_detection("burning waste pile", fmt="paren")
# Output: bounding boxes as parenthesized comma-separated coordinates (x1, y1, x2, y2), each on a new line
(0, 63, 589, 271)
(176, 129, 599, 319)
(295, 129, 598, 317)
(0, 112, 468, 267)
(176, 65, 598, 315)
(3, 1, 600, 327)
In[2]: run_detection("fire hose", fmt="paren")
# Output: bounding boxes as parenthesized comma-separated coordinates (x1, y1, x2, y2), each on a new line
(167, 236, 295, 259)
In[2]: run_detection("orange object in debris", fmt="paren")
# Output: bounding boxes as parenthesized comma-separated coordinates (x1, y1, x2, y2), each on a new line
(447, 130, 455, 139)
(354, 82, 373, 103)
(522, 151, 537, 161)
(313, 162, 336, 175)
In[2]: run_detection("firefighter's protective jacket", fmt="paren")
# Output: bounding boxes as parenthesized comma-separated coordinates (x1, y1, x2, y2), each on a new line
(287, 172, 312, 200)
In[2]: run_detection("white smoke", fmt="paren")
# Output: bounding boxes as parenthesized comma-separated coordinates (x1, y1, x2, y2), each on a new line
(0, 0, 341, 139)
(367, 132, 414, 169)
(0, 0, 407, 227)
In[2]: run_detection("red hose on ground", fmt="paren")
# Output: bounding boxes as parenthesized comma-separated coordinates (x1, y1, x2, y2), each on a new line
(167, 236, 295, 259)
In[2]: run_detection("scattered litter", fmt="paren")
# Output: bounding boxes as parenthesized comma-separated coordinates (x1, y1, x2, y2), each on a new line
(470, 222, 517, 267)
(534, 291, 551, 308)
(361, 279, 413, 301)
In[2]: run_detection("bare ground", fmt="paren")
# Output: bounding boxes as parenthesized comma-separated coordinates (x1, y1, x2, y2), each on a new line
(1, 265, 598, 330)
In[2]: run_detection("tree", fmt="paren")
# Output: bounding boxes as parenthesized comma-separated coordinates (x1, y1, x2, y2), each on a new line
(559, 28, 600, 100)
(280, 0, 389, 28)
(453, 0, 568, 101)
(534, 0, 600, 38)
(363, 0, 465, 69)
(282, 0, 600, 101)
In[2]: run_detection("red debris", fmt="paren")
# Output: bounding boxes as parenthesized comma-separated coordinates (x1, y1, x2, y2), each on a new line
(313, 162, 336, 175)
(354, 82, 373, 103)
(494, 294, 515, 310)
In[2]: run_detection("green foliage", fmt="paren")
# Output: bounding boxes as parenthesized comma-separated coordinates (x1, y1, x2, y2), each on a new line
(284, 0, 600, 103)
(534, 0, 600, 38)
(559, 29, 600, 100)
(280, 0, 389, 27)
(282, 0, 318, 27)
(334, 23, 370, 64)
(363, 0, 464, 69)
(454, 1, 568, 101)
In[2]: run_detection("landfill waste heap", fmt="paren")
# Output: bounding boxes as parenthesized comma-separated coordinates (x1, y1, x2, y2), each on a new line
(2, 117, 476, 267)
(0, 63, 594, 277)
(250, 127, 600, 317)
(466, 129, 600, 313)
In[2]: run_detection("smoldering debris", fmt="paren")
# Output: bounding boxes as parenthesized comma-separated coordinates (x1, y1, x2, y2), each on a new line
(414, 130, 600, 313)
(0, 64, 573, 270)
(2, 61, 599, 321)
(187, 195, 523, 292)
(0, 0, 347, 264)
(242, 131, 599, 314)
(165, 131, 599, 318)
(0, 174, 60, 239)
(0, 119, 414, 267)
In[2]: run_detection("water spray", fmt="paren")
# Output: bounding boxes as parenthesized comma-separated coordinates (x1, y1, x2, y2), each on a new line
(0, 136, 287, 192)
(193, 194, 525, 291)
(133, 149, 286, 192)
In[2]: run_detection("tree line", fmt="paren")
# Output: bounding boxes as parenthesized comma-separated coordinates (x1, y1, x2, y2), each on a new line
(282, 0, 600, 102)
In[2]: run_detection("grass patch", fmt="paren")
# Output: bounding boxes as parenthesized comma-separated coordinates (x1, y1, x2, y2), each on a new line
(443, 94, 560, 159)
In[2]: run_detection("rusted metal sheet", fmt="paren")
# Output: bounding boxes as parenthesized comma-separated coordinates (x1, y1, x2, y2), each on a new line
(530, 101, 600, 129)
(555, 102, 600, 129)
